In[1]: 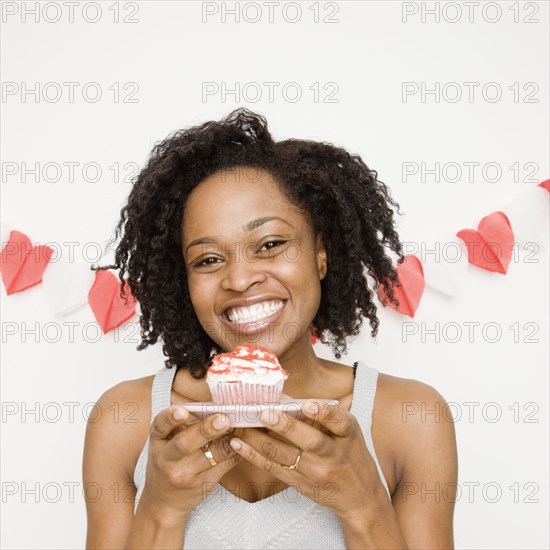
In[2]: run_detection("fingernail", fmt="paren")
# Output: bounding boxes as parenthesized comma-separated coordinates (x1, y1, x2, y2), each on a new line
(213, 414, 229, 430)
(261, 411, 278, 425)
(230, 438, 242, 450)
(173, 405, 188, 420)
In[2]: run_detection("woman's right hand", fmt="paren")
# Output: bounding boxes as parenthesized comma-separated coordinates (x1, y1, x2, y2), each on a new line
(139, 405, 241, 521)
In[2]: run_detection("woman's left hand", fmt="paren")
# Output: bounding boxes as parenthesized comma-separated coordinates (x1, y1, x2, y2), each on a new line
(228, 400, 389, 524)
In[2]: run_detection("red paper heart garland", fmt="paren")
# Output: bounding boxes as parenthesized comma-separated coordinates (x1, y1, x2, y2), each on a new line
(1, 180, 548, 329)
(456, 211, 514, 274)
(88, 270, 137, 333)
(0, 230, 53, 294)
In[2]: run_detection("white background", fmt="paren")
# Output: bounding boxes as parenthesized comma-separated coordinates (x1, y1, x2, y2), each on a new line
(1, 1, 549, 548)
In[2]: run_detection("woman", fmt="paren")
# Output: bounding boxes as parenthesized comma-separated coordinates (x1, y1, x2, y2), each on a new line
(83, 109, 458, 549)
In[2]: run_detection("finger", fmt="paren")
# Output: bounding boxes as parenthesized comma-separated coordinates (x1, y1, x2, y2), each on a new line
(200, 446, 243, 482)
(150, 404, 198, 441)
(167, 435, 244, 482)
(166, 413, 233, 460)
(182, 433, 242, 476)
(301, 400, 355, 437)
(228, 437, 299, 484)
(238, 426, 304, 466)
(258, 408, 332, 456)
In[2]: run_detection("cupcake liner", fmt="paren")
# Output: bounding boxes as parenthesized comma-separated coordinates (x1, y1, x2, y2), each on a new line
(207, 379, 285, 405)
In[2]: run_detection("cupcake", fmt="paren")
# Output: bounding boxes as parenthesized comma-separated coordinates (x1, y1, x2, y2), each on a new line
(206, 344, 289, 405)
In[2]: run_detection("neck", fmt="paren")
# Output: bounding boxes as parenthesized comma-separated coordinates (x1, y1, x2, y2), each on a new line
(276, 339, 327, 398)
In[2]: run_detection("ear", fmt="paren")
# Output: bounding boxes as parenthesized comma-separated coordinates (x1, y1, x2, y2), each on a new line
(315, 233, 328, 280)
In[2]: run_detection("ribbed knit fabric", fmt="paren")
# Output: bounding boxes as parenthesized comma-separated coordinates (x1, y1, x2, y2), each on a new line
(133, 361, 390, 549)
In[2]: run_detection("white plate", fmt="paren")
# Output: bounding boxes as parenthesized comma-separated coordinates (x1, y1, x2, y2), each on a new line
(177, 398, 340, 427)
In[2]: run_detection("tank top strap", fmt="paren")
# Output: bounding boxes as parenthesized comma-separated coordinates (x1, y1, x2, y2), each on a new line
(351, 360, 378, 427)
(150, 366, 178, 421)
(133, 366, 177, 499)
(350, 360, 391, 499)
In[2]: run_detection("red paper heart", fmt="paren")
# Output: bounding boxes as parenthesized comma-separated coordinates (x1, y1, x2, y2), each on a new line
(88, 270, 137, 334)
(456, 211, 514, 274)
(0, 230, 53, 294)
(378, 255, 425, 318)
(539, 179, 549, 193)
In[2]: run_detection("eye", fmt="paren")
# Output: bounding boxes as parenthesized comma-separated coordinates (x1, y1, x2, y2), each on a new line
(194, 256, 222, 267)
(259, 239, 287, 252)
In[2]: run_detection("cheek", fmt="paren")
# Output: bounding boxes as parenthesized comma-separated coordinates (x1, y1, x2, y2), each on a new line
(276, 242, 313, 278)
(277, 250, 321, 304)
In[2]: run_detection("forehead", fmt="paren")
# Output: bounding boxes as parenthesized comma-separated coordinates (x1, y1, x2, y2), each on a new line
(182, 167, 302, 238)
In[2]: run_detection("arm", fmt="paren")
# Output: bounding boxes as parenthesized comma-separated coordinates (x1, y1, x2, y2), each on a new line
(82, 380, 187, 549)
(341, 488, 409, 549)
(341, 379, 458, 549)
(391, 381, 458, 548)
(124, 490, 187, 549)
(83, 381, 139, 548)
(84, 376, 242, 549)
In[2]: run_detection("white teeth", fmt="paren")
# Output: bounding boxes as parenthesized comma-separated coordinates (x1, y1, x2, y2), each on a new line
(227, 300, 284, 324)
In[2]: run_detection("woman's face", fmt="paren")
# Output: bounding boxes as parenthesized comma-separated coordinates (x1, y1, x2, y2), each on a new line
(182, 166, 327, 358)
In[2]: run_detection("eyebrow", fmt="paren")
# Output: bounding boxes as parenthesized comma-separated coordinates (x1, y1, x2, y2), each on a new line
(184, 216, 293, 254)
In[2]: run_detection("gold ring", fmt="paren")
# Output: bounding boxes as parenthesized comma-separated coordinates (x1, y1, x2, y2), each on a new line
(201, 441, 217, 467)
(281, 449, 302, 470)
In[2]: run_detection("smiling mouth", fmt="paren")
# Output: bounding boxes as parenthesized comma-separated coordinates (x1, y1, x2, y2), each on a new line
(222, 299, 287, 325)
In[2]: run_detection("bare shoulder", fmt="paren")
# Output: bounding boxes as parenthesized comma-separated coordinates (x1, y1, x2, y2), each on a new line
(372, 373, 457, 492)
(375, 372, 450, 418)
(83, 374, 155, 483)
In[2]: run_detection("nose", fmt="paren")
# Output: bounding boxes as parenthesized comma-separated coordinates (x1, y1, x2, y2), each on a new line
(220, 252, 267, 292)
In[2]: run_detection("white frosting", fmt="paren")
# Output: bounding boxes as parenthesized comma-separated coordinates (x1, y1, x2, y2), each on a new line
(206, 368, 286, 385)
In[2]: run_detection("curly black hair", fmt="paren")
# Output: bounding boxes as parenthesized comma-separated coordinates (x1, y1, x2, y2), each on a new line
(94, 108, 404, 379)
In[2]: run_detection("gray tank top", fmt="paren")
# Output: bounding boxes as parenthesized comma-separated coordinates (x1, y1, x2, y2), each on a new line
(133, 361, 391, 549)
